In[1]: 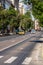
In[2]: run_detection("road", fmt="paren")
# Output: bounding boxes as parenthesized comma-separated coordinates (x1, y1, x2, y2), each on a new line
(0, 32, 29, 42)
(0, 34, 19, 41)
(0, 31, 43, 65)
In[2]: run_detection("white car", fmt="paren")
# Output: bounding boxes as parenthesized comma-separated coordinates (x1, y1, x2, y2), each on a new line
(31, 29, 36, 34)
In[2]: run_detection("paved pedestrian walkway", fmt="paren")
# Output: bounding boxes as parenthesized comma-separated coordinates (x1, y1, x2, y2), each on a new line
(39, 37, 43, 63)
(39, 43, 43, 61)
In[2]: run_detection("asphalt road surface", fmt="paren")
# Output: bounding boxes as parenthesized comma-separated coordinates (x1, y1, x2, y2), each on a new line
(0, 31, 43, 65)
(0, 34, 19, 41)
(0, 32, 30, 42)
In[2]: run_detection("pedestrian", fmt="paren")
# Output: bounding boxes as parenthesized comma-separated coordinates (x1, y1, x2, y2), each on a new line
(7, 24, 10, 34)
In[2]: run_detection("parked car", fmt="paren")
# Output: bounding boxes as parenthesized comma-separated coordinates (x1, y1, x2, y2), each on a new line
(31, 29, 36, 34)
(18, 30, 25, 35)
(16, 29, 19, 34)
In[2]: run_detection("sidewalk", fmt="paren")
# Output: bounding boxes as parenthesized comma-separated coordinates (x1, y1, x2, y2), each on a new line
(39, 38, 43, 62)
(31, 42, 43, 65)
(40, 43, 43, 61)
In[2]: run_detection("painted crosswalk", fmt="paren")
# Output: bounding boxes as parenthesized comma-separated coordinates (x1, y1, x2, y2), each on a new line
(4, 56, 18, 63)
(0, 55, 32, 64)
(22, 57, 32, 65)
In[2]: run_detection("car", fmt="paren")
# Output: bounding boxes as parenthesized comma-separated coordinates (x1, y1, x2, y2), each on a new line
(16, 29, 19, 34)
(18, 30, 25, 35)
(31, 29, 36, 34)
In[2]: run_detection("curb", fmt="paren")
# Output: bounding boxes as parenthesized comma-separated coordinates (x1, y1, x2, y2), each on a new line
(0, 33, 14, 37)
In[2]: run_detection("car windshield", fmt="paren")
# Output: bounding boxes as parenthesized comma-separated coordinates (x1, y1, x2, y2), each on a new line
(32, 29, 35, 31)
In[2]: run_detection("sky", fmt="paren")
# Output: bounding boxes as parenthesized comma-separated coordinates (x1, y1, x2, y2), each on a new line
(19, 0, 22, 2)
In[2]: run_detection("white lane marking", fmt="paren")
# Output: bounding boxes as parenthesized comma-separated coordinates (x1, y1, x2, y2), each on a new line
(22, 57, 32, 65)
(0, 56, 3, 58)
(11, 40, 15, 42)
(20, 48, 23, 50)
(4, 56, 17, 63)
(39, 38, 43, 41)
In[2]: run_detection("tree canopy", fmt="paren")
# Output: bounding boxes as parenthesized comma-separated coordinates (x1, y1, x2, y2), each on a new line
(23, 0, 43, 27)
(31, 0, 43, 27)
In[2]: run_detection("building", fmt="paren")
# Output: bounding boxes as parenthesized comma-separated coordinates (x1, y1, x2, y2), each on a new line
(19, 2, 26, 14)
(35, 19, 40, 30)
(19, 2, 23, 14)
(19, 1, 32, 14)
(0, 0, 5, 8)
(0, 0, 19, 10)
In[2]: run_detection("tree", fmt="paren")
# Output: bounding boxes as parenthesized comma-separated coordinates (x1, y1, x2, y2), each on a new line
(6, 6, 19, 32)
(23, 0, 43, 27)
(31, 0, 43, 27)
(0, 5, 19, 32)
(19, 12, 33, 31)
(0, 5, 4, 12)
(0, 5, 4, 30)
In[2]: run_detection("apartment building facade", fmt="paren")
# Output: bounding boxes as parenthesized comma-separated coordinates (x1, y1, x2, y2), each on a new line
(0, 0, 19, 10)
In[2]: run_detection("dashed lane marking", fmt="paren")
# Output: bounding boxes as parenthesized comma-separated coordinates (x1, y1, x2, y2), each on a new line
(0, 56, 3, 58)
(20, 48, 24, 50)
(22, 57, 32, 65)
(4, 56, 18, 64)
(39, 38, 43, 41)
